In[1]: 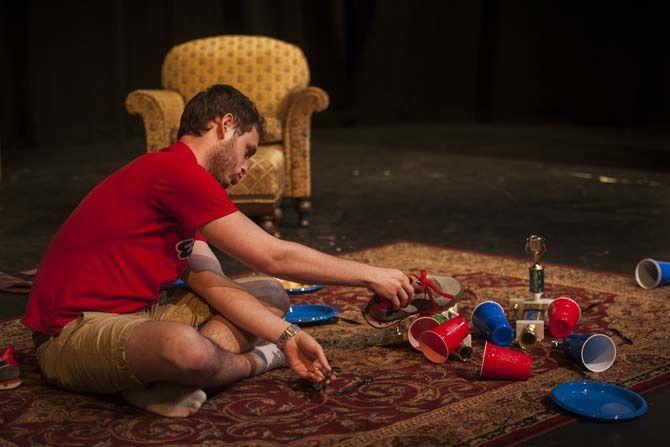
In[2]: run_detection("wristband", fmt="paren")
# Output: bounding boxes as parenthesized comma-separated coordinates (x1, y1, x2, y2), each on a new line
(276, 324, 301, 351)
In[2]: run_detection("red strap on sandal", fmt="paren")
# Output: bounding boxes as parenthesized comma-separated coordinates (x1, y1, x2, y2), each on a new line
(410, 270, 455, 313)
(362, 270, 455, 328)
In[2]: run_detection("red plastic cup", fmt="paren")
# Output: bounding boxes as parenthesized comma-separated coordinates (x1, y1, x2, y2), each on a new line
(419, 316, 470, 363)
(408, 313, 448, 350)
(547, 297, 581, 338)
(480, 342, 533, 381)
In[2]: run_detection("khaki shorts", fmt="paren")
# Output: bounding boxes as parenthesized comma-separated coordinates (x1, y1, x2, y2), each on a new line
(34, 288, 213, 394)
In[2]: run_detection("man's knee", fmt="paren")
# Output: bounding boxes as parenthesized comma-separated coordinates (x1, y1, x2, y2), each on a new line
(158, 325, 219, 377)
(262, 279, 290, 315)
(239, 277, 290, 316)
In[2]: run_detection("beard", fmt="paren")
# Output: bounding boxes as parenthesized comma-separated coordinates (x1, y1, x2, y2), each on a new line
(206, 138, 236, 188)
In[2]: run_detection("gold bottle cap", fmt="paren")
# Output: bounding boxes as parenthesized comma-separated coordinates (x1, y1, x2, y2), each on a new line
(519, 324, 537, 349)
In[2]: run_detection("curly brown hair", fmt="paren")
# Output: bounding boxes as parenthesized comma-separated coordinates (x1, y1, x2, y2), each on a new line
(177, 84, 266, 140)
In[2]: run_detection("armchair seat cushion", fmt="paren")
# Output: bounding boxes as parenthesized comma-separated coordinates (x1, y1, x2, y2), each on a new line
(262, 117, 282, 143)
(227, 144, 285, 204)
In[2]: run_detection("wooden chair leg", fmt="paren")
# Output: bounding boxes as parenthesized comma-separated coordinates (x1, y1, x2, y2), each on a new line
(296, 198, 311, 228)
(274, 207, 283, 228)
(260, 215, 281, 238)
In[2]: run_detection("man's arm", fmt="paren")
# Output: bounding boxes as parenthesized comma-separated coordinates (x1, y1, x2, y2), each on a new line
(184, 241, 331, 382)
(184, 269, 287, 344)
(199, 212, 414, 308)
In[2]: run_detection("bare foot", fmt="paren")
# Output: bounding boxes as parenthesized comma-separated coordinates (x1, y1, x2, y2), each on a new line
(122, 383, 207, 418)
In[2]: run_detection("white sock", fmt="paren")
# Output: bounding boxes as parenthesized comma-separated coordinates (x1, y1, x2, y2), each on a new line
(247, 343, 287, 376)
(122, 383, 207, 418)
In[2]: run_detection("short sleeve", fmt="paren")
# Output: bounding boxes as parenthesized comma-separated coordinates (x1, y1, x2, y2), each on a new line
(150, 161, 237, 231)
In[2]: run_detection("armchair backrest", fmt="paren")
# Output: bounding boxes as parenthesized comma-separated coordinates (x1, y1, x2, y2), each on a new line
(162, 35, 309, 121)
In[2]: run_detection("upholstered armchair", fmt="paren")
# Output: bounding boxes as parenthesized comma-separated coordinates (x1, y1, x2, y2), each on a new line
(125, 35, 329, 236)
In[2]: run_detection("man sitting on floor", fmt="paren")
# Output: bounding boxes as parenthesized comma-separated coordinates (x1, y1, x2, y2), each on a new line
(22, 84, 414, 417)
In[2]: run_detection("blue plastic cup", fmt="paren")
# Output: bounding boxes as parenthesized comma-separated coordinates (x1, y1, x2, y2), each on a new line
(635, 258, 670, 289)
(471, 301, 514, 346)
(562, 333, 616, 372)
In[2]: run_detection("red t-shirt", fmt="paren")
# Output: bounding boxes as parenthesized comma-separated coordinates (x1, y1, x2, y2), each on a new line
(23, 141, 237, 335)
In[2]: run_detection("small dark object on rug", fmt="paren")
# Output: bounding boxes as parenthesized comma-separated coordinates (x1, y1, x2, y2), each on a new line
(335, 376, 374, 397)
(312, 367, 341, 391)
(608, 327, 634, 345)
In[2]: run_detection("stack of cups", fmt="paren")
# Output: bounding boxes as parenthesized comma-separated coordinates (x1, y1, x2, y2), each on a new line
(417, 316, 471, 364)
(408, 313, 449, 350)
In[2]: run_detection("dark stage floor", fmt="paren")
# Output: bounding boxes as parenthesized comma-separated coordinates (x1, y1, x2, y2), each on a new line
(1, 123, 669, 445)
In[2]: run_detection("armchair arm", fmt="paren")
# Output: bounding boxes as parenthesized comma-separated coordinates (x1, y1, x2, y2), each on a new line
(125, 89, 184, 153)
(283, 86, 329, 198)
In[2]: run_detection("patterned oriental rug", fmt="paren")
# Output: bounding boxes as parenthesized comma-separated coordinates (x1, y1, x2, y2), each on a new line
(1, 242, 669, 446)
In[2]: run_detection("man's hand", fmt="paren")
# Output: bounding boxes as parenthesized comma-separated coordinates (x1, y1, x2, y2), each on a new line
(283, 331, 334, 383)
(366, 267, 414, 310)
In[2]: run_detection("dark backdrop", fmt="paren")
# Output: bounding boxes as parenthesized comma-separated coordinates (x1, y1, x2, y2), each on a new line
(2, 1, 669, 148)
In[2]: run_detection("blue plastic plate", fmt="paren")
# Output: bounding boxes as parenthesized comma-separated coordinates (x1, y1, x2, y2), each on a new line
(551, 381, 648, 421)
(285, 304, 339, 324)
(286, 284, 324, 295)
(276, 279, 324, 295)
(159, 278, 185, 290)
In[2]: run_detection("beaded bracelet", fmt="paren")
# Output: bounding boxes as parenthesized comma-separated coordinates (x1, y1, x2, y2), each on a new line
(276, 323, 301, 351)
